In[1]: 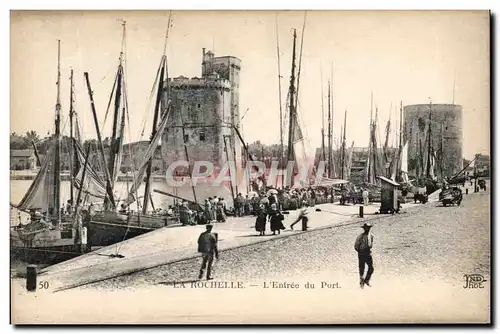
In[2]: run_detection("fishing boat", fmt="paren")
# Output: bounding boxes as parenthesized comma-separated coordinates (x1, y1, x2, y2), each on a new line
(82, 20, 180, 247)
(10, 41, 90, 264)
(283, 25, 318, 190)
(407, 100, 442, 196)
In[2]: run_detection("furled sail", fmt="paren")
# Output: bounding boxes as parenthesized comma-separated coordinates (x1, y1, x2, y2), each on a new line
(390, 149, 399, 181)
(125, 105, 173, 204)
(15, 139, 56, 213)
(400, 141, 409, 183)
(368, 121, 379, 183)
(111, 109, 127, 186)
(291, 112, 314, 187)
(73, 142, 107, 199)
(346, 141, 354, 179)
(429, 149, 436, 180)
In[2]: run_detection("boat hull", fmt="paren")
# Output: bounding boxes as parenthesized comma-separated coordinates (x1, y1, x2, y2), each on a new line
(10, 226, 90, 265)
(88, 211, 180, 247)
(10, 244, 89, 265)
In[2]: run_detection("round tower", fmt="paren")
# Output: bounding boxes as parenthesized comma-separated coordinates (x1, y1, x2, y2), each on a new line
(403, 103, 463, 177)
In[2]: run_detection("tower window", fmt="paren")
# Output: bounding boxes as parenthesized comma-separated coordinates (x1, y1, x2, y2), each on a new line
(197, 104, 201, 108)
(200, 130, 206, 141)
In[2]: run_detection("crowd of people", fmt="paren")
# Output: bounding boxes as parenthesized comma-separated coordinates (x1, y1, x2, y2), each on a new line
(170, 187, 337, 234)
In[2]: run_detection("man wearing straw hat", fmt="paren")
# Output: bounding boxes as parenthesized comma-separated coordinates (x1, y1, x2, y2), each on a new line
(354, 222, 375, 288)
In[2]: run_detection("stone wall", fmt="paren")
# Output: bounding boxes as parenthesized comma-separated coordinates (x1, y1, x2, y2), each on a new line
(162, 77, 233, 171)
(403, 104, 463, 177)
(161, 49, 243, 188)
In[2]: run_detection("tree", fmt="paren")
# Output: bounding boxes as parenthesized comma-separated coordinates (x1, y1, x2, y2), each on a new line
(24, 130, 40, 146)
(10, 132, 29, 149)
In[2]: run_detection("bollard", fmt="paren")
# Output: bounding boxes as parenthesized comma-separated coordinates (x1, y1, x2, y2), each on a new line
(475, 187, 479, 193)
(26, 265, 37, 292)
(359, 206, 364, 218)
(301, 216, 308, 231)
(466, 188, 469, 195)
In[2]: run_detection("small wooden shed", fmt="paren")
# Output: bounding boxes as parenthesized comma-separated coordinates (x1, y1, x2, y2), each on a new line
(377, 176, 400, 214)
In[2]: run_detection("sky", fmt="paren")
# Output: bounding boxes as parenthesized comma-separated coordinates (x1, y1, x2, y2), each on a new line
(10, 10, 490, 160)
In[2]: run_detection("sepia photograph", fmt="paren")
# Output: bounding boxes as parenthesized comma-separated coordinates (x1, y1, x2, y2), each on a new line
(9, 9, 491, 324)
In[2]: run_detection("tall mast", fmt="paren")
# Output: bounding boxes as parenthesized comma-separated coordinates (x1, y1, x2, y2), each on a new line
(223, 136, 236, 205)
(426, 99, 432, 177)
(327, 80, 332, 178)
(373, 107, 379, 180)
(330, 63, 335, 178)
(108, 21, 126, 185)
(397, 101, 403, 180)
(339, 125, 343, 173)
(341, 108, 347, 179)
(286, 29, 298, 187)
(143, 59, 165, 213)
(367, 91, 373, 183)
(275, 13, 285, 186)
(69, 68, 74, 207)
(320, 68, 326, 165)
(399, 101, 403, 148)
(52, 39, 62, 224)
(84, 72, 116, 209)
(440, 121, 444, 178)
(143, 15, 171, 214)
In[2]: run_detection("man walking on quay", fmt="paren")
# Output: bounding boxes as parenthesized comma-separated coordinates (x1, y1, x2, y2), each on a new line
(197, 223, 219, 280)
(354, 222, 374, 288)
(290, 203, 309, 231)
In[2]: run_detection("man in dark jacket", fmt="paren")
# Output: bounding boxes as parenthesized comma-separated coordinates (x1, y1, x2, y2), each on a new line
(197, 223, 219, 280)
(235, 193, 245, 217)
(354, 223, 375, 288)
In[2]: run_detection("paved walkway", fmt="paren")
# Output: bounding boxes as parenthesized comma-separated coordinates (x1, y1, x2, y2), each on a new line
(35, 199, 428, 292)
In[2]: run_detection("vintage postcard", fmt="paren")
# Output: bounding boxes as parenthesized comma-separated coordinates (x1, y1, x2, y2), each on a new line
(9, 10, 490, 324)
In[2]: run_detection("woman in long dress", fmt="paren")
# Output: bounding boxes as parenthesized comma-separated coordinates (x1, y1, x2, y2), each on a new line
(255, 205, 267, 236)
(269, 204, 285, 235)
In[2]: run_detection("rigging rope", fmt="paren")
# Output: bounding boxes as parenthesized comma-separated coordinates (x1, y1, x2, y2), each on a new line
(102, 71, 118, 129)
(115, 74, 143, 256)
(294, 11, 307, 108)
(138, 58, 162, 139)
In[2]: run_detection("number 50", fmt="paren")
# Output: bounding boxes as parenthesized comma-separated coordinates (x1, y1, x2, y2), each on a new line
(38, 281, 49, 289)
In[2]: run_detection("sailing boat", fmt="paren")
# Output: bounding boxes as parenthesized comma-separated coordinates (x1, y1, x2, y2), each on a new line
(285, 28, 315, 189)
(10, 41, 90, 264)
(85, 21, 179, 246)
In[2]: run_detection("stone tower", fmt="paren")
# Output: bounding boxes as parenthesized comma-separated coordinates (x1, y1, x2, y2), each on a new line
(160, 49, 243, 202)
(403, 103, 463, 177)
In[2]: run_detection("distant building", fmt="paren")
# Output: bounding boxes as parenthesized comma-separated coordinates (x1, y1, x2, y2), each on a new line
(474, 153, 490, 174)
(10, 149, 36, 170)
(161, 49, 242, 175)
(404, 103, 463, 177)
